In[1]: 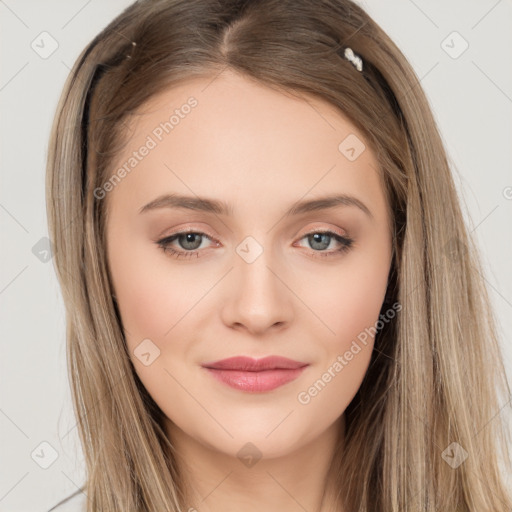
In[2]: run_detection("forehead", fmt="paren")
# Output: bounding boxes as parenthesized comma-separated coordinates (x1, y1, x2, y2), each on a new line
(105, 69, 387, 223)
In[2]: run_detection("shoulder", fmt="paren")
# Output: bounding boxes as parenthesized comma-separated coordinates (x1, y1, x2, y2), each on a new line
(47, 488, 87, 511)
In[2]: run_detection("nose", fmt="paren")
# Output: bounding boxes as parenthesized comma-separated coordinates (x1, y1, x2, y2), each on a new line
(220, 243, 294, 336)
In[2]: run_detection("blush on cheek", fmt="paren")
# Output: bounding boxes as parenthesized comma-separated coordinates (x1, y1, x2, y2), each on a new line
(117, 262, 214, 355)
(305, 266, 388, 352)
(326, 305, 379, 383)
(343, 255, 389, 328)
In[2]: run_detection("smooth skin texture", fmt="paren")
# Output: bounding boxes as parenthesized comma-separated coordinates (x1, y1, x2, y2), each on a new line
(106, 68, 393, 512)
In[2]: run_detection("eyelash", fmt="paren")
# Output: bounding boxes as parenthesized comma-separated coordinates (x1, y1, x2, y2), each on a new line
(156, 228, 354, 260)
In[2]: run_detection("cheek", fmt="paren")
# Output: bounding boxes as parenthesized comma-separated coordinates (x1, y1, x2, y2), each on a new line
(293, 244, 390, 403)
(108, 242, 206, 413)
(299, 249, 390, 351)
(109, 235, 206, 345)
(295, 260, 389, 426)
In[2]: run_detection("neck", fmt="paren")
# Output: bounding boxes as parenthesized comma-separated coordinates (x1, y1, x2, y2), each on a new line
(166, 415, 346, 512)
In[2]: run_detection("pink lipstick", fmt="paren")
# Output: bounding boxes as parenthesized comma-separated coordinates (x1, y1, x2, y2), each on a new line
(201, 356, 309, 392)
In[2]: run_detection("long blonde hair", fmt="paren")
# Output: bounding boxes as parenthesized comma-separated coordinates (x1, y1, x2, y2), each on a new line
(46, 0, 512, 510)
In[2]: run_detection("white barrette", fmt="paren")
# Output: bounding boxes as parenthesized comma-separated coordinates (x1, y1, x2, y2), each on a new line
(343, 47, 363, 72)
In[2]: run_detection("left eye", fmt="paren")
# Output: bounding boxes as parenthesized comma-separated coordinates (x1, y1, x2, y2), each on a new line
(295, 231, 351, 252)
(156, 230, 353, 259)
(156, 231, 215, 259)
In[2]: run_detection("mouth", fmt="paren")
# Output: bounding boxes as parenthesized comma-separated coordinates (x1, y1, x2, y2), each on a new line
(201, 356, 309, 392)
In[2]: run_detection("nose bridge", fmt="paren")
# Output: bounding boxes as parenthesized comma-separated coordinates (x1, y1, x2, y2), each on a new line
(236, 235, 277, 292)
(221, 234, 293, 333)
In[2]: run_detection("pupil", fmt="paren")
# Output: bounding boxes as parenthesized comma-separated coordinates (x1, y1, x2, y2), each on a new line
(310, 233, 330, 250)
(181, 233, 201, 250)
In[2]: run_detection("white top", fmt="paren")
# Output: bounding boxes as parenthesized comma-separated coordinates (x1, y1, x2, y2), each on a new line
(47, 489, 87, 511)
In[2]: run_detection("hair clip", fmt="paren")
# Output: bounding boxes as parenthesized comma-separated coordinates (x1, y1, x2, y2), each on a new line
(126, 41, 137, 60)
(343, 47, 363, 72)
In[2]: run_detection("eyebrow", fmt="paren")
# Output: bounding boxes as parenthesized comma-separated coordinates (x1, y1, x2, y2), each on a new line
(139, 193, 373, 220)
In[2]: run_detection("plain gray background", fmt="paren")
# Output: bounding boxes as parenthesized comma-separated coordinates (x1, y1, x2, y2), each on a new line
(1, 1, 511, 510)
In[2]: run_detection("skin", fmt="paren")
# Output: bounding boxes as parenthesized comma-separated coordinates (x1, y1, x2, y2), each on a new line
(106, 68, 393, 512)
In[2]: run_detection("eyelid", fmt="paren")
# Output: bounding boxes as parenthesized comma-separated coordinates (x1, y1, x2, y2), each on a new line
(157, 225, 218, 243)
(299, 225, 348, 239)
(158, 223, 349, 244)
(157, 231, 349, 258)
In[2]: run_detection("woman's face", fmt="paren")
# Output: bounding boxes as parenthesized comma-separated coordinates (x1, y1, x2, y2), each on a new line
(106, 69, 393, 461)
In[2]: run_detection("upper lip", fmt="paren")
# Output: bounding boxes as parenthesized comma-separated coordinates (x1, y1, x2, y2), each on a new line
(201, 356, 309, 371)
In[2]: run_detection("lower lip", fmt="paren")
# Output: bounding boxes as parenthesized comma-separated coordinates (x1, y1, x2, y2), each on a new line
(204, 367, 307, 392)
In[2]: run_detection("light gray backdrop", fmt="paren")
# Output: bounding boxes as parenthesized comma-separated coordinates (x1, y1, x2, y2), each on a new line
(1, 1, 511, 510)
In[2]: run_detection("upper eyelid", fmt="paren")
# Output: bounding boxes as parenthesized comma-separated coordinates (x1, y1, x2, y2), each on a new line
(300, 226, 347, 238)
(159, 227, 348, 245)
(160, 228, 217, 243)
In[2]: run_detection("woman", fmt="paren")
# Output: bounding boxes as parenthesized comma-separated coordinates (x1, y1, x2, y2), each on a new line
(46, 0, 511, 510)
